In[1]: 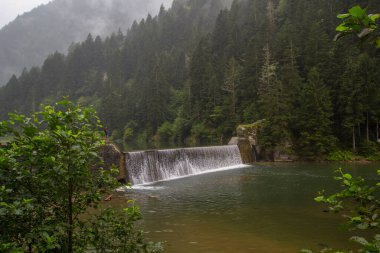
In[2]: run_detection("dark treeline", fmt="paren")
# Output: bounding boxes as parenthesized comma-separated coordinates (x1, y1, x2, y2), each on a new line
(0, 0, 379, 158)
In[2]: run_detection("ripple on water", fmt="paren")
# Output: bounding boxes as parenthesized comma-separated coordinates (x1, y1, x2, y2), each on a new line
(111, 163, 380, 253)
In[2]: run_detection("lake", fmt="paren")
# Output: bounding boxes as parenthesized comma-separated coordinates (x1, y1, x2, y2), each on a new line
(113, 162, 378, 253)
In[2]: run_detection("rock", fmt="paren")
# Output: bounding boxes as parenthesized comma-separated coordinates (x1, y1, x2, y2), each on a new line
(228, 137, 239, 145)
(236, 119, 266, 146)
(229, 137, 256, 164)
(98, 143, 127, 183)
(237, 138, 256, 164)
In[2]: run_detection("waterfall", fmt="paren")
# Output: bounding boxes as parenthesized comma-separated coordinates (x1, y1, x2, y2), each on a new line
(125, 145, 243, 185)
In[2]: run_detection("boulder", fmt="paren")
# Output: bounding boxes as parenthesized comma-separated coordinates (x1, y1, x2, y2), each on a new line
(98, 143, 127, 182)
(236, 119, 266, 146)
(229, 137, 256, 164)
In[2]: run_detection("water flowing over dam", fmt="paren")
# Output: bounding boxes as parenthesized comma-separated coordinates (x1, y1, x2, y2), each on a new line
(124, 145, 243, 185)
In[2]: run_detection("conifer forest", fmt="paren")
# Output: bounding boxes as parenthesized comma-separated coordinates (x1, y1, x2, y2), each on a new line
(0, 0, 379, 159)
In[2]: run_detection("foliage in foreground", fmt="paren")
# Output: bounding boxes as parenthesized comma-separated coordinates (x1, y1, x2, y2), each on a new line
(0, 100, 161, 252)
(301, 168, 380, 253)
(334, 5, 380, 48)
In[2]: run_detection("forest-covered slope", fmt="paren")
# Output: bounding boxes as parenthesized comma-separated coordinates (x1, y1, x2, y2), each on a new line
(0, 0, 173, 85)
(0, 0, 379, 158)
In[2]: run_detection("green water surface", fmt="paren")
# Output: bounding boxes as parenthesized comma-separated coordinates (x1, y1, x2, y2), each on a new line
(114, 162, 378, 253)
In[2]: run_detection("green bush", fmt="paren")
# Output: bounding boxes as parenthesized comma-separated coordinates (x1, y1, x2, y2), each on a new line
(0, 99, 160, 252)
(172, 116, 190, 146)
(154, 121, 174, 148)
(136, 130, 149, 150)
(358, 141, 379, 156)
(302, 168, 380, 253)
(367, 152, 380, 161)
(189, 122, 213, 146)
(327, 150, 354, 161)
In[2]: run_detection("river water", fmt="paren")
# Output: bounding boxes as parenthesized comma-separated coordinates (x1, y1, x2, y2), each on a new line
(113, 162, 378, 253)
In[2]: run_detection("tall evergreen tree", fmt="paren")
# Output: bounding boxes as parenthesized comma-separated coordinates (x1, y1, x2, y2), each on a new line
(296, 68, 335, 157)
(257, 45, 291, 151)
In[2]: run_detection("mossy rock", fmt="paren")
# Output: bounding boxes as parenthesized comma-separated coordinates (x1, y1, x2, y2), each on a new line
(98, 143, 127, 182)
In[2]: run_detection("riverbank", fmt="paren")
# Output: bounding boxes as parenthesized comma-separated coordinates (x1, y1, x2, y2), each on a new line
(325, 150, 380, 162)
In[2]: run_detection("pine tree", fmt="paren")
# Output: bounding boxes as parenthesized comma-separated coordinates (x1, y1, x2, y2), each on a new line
(222, 57, 241, 117)
(257, 45, 291, 151)
(337, 56, 366, 152)
(189, 37, 215, 121)
(296, 68, 335, 157)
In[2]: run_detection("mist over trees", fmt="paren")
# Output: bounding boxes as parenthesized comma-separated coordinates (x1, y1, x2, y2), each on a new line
(0, 0, 173, 86)
(0, 0, 379, 159)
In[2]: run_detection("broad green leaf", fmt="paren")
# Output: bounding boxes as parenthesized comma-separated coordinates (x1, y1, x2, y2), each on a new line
(349, 185, 357, 192)
(350, 236, 368, 246)
(57, 99, 69, 106)
(337, 13, 350, 19)
(349, 5, 366, 18)
(336, 23, 349, 32)
(351, 216, 362, 222)
(314, 196, 325, 202)
(343, 173, 352, 180)
(369, 13, 380, 22)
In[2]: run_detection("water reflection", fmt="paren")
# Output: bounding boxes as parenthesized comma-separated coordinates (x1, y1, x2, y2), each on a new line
(114, 162, 378, 253)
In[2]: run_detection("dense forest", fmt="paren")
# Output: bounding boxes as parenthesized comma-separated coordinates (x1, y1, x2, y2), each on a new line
(0, 0, 379, 159)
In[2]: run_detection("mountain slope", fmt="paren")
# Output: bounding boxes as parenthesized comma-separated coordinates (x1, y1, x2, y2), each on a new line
(0, 0, 173, 85)
(0, 0, 379, 158)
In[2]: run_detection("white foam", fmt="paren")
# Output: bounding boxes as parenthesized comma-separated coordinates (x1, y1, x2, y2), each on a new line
(130, 185, 166, 190)
(126, 145, 245, 185)
(132, 164, 250, 188)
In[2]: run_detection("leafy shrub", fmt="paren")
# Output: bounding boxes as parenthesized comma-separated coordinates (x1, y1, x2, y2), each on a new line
(0, 99, 160, 252)
(327, 150, 354, 161)
(154, 121, 174, 148)
(367, 152, 380, 161)
(358, 141, 379, 156)
(302, 168, 380, 253)
(82, 205, 163, 253)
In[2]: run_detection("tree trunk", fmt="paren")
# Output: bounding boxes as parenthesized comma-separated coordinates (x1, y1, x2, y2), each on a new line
(290, 40, 295, 68)
(352, 126, 356, 152)
(366, 111, 369, 142)
(68, 179, 73, 253)
(377, 120, 379, 141)
(266, 0, 274, 41)
(232, 88, 236, 116)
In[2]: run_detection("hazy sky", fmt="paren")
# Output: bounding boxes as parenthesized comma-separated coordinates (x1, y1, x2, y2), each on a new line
(0, 0, 52, 29)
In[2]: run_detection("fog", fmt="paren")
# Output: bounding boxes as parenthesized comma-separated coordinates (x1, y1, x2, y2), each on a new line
(0, 0, 52, 29)
(49, 0, 173, 39)
(0, 0, 173, 86)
